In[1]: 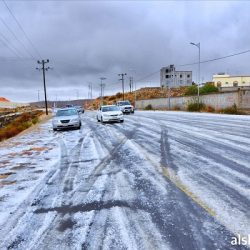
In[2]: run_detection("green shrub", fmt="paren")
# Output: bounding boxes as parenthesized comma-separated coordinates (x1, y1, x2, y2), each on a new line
(116, 92, 123, 98)
(144, 104, 153, 110)
(220, 104, 244, 115)
(200, 83, 218, 95)
(185, 83, 218, 96)
(203, 105, 215, 113)
(173, 105, 181, 111)
(187, 102, 205, 112)
(32, 117, 39, 124)
(185, 85, 198, 96)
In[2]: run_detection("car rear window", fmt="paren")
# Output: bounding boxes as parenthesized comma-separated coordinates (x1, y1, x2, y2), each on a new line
(56, 109, 78, 116)
(118, 101, 130, 105)
(102, 106, 120, 112)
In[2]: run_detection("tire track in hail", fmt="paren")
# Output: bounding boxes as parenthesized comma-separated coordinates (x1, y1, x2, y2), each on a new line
(108, 117, 242, 249)
(3, 130, 88, 250)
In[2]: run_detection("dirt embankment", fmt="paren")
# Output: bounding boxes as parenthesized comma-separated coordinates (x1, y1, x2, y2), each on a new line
(85, 87, 188, 109)
(0, 110, 48, 142)
(0, 97, 10, 102)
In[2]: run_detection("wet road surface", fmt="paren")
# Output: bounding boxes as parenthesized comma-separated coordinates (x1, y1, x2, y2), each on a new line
(0, 111, 249, 249)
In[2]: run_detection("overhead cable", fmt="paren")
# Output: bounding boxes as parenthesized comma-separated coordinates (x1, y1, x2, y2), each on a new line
(2, 0, 42, 59)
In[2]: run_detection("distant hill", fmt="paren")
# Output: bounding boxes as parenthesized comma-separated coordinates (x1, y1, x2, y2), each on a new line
(30, 99, 91, 108)
(0, 97, 10, 102)
(87, 87, 188, 109)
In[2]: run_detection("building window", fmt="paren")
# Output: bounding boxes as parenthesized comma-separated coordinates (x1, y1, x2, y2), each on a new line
(187, 74, 190, 78)
(225, 82, 229, 84)
(233, 81, 238, 87)
(217, 81, 221, 87)
(180, 74, 182, 78)
(165, 69, 169, 73)
(166, 75, 169, 78)
(242, 81, 245, 84)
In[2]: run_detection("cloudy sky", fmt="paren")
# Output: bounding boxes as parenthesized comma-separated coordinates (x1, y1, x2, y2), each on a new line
(0, 0, 250, 102)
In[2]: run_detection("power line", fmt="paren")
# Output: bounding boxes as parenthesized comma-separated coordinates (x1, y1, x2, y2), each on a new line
(0, 36, 22, 58)
(135, 49, 250, 82)
(136, 70, 159, 82)
(2, 0, 42, 59)
(179, 49, 250, 67)
(0, 29, 25, 58)
(0, 56, 33, 61)
(0, 17, 36, 60)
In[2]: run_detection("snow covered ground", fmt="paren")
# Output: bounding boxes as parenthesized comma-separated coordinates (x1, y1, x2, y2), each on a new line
(0, 111, 249, 249)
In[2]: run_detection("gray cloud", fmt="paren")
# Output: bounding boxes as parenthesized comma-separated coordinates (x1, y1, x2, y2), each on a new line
(0, 1, 250, 102)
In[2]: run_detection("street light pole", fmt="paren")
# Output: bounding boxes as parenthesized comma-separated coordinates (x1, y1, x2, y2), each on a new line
(190, 42, 200, 106)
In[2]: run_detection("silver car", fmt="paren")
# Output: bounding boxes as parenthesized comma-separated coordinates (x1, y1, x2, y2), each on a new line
(52, 108, 81, 131)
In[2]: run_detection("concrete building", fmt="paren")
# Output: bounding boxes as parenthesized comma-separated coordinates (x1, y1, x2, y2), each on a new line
(213, 73, 250, 88)
(160, 64, 192, 88)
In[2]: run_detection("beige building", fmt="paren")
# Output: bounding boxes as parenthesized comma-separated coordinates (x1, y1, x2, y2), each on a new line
(213, 74, 250, 88)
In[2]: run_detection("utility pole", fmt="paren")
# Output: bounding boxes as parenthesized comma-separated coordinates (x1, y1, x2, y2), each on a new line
(90, 83, 92, 99)
(129, 76, 134, 93)
(118, 73, 127, 100)
(36, 59, 50, 115)
(100, 77, 106, 105)
(129, 69, 136, 108)
(88, 82, 93, 99)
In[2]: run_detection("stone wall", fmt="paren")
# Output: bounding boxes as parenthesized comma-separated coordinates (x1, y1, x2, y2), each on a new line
(135, 90, 250, 110)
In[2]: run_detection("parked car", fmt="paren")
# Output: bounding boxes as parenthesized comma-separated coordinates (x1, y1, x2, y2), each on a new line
(74, 105, 84, 113)
(52, 108, 81, 131)
(116, 100, 134, 114)
(97, 105, 124, 123)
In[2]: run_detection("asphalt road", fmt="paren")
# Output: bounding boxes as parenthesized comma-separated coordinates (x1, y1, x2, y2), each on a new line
(0, 111, 249, 250)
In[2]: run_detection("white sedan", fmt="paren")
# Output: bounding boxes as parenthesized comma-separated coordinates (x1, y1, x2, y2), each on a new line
(97, 105, 124, 123)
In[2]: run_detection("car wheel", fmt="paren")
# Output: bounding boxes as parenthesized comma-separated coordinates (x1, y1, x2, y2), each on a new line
(120, 120, 124, 123)
(97, 116, 100, 122)
(53, 128, 57, 131)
